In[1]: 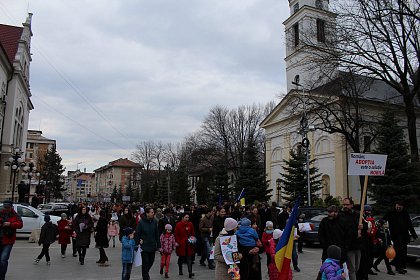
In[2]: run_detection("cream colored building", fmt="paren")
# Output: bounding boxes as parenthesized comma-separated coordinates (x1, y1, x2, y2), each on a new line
(0, 15, 34, 201)
(261, 0, 420, 205)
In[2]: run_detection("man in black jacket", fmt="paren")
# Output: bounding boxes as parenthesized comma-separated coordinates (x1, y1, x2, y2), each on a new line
(383, 201, 418, 274)
(339, 198, 364, 280)
(318, 205, 345, 262)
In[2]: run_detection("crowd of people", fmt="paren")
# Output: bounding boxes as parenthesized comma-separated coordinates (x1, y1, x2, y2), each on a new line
(0, 198, 418, 280)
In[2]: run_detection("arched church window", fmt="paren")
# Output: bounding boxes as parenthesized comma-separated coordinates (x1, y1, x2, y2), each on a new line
(322, 175, 330, 198)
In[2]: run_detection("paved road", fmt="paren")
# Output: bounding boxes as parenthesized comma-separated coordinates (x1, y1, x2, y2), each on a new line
(7, 239, 420, 280)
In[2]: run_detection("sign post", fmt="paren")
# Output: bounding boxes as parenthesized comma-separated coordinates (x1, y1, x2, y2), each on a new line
(348, 153, 387, 225)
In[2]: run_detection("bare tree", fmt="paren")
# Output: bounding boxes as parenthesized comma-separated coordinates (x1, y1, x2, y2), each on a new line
(299, 0, 420, 161)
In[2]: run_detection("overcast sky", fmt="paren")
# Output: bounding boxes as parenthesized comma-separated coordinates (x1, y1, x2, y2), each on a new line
(0, 0, 289, 173)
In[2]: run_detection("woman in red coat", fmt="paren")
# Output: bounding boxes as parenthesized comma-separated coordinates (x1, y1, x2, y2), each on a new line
(57, 213, 72, 258)
(174, 212, 195, 278)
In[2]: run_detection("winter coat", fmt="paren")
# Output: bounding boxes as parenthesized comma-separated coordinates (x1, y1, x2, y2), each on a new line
(383, 209, 417, 243)
(57, 219, 72, 245)
(174, 220, 195, 257)
(339, 210, 363, 251)
(199, 215, 214, 238)
(0, 208, 23, 245)
(135, 217, 160, 252)
(262, 231, 273, 254)
(236, 225, 258, 247)
(268, 238, 280, 280)
(95, 216, 109, 248)
(119, 214, 136, 239)
(121, 236, 137, 264)
(237, 233, 262, 280)
(108, 221, 119, 237)
(212, 215, 225, 242)
(214, 230, 234, 280)
(160, 233, 177, 255)
(318, 216, 346, 261)
(39, 222, 58, 245)
(73, 213, 94, 247)
(319, 258, 343, 280)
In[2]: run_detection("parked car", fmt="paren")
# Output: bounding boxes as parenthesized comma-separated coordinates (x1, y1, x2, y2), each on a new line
(40, 203, 69, 217)
(0, 203, 60, 236)
(407, 216, 420, 260)
(299, 206, 327, 221)
(303, 213, 327, 245)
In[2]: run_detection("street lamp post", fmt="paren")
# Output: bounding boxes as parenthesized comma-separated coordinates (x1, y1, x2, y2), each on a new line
(165, 165, 171, 204)
(292, 80, 315, 206)
(23, 161, 36, 203)
(3, 147, 26, 201)
(276, 178, 281, 205)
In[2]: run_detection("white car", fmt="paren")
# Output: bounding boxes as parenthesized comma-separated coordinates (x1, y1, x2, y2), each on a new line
(0, 203, 60, 236)
(408, 216, 420, 260)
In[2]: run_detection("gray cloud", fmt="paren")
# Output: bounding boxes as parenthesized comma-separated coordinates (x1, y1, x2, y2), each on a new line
(1, 0, 289, 172)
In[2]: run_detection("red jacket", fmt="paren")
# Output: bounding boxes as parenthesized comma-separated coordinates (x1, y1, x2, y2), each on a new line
(58, 219, 72, 244)
(174, 220, 195, 256)
(0, 209, 23, 245)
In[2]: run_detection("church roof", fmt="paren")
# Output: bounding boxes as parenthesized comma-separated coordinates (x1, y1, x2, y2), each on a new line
(0, 24, 23, 64)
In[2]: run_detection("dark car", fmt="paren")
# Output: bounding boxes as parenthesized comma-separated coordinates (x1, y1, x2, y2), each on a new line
(40, 203, 69, 217)
(302, 213, 327, 245)
(299, 206, 327, 221)
(407, 216, 420, 260)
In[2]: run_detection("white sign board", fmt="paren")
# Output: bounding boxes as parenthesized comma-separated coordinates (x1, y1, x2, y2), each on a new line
(220, 235, 240, 265)
(348, 153, 387, 176)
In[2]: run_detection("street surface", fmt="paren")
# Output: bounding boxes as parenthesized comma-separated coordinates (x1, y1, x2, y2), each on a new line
(7, 238, 420, 280)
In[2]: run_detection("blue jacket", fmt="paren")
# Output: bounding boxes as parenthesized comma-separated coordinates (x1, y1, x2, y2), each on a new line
(236, 225, 258, 247)
(320, 258, 343, 280)
(121, 236, 137, 264)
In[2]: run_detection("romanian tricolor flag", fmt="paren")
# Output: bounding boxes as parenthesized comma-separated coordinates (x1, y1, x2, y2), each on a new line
(274, 197, 300, 280)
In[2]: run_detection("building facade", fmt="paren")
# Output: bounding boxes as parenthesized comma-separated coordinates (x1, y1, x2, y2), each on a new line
(94, 158, 142, 201)
(0, 14, 34, 201)
(261, 0, 420, 205)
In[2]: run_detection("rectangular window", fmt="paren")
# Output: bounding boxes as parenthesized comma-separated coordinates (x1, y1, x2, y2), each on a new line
(293, 24, 299, 46)
(317, 19, 325, 43)
(293, 3, 299, 13)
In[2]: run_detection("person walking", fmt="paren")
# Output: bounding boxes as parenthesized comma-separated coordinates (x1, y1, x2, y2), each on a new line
(214, 218, 240, 280)
(57, 213, 72, 258)
(95, 210, 109, 265)
(318, 205, 345, 263)
(119, 207, 136, 241)
(174, 212, 196, 278)
(159, 224, 177, 278)
(108, 218, 119, 248)
(199, 208, 215, 269)
(73, 206, 94, 265)
(121, 227, 137, 280)
(34, 215, 58, 265)
(372, 219, 394, 275)
(383, 201, 417, 274)
(135, 207, 161, 280)
(0, 200, 23, 280)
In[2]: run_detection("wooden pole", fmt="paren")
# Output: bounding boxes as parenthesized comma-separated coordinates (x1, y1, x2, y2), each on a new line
(358, 175, 369, 225)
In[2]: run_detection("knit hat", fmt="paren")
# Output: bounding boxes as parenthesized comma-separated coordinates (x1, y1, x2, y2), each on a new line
(327, 245, 341, 260)
(165, 224, 173, 231)
(364, 204, 372, 211)
(239, 217, 251, 227)
(124, 227, 134, 236)
(266, 221, 274, 229)
(224, 218, 238, 231)
(44, 215, 51, 222)
(273, 229, 283, 240)
(61, 213, 67, 218)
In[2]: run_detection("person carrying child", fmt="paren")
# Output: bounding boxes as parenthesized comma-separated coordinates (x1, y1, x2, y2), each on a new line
(319, 245, 346, 280)
(121, 227, 137, 280)
(236, 217, 262, 273)
(159, 224, 178, 278)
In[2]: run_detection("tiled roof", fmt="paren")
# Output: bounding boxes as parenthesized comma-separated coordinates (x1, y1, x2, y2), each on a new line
(0, 24, 23, 64)
(109, 158, 142, 168)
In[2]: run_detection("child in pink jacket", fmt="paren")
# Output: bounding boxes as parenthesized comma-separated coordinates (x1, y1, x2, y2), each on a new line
(108, 219, 119, 248)
(159, 224, 177, 278)
(268, 229, 293, 280)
